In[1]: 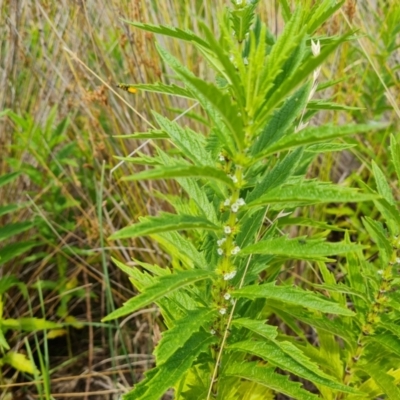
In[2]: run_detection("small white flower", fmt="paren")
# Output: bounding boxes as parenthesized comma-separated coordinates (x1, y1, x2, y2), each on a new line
(224, 226, 232, 235)
(217, 238, 226, 246)
(237, 198, 245, 206)
(231, 246, 240, 255)
(217, 248, 224, 256)
(377, 269, 383, 275)
(224, 293, 231, 300)
(223, 270, 237, 281)
(231, 203, 239, 213)
(210, 329, 216, 335)
(219, 308, 227, 315)
(224, 198, 231, 207)
(311, 39, 321, 57)
(219, 154, 225, 162)
(229, 174, 238, 184)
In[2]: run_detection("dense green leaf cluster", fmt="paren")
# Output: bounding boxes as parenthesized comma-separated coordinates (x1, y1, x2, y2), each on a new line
(106, 1, 400, 399)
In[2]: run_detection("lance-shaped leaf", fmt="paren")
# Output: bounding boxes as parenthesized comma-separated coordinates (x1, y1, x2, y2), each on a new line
(390, 134, 400, 182)
(0, 222, 34, 242)
(0, 171, 20, 187)
(118, 82, 194, 99)
(102, 269, 214, 321)
(232, 318, 278, 340)
(372, 160, 396, 205)
(363, 217, 392, 266)
(233, 281, 354, 316)
(251, 84, 311, 155)
(240, 236, 365, 262)
(254, 124, 385, 160)
(307, 100, 361, 111)
(247, 148, 304, 203)
(154, 308, 215, 364)
(156, 44, 244, 151)
(257, 31, 354, 127)
(114, 130, 169, 140)
(123, 331, 216, 400)
(121, 20, 210, 49)
(122, 165, 236, 188)
(279, 307, 354, 344)
(359, 363, 400, 400)
(248, 181, 379, 208)
(110, 213, 220, 240)
(198, 21, 245, 105)
(229, 340, 359, 394)
(307, 0, 345, 34)
(152, 112, 213, 166)
(368, 334, 400, 358)
(225, 361, 320, 400)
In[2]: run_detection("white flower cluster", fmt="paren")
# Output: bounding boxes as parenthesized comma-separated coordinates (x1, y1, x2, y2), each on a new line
(230, 197, 245, 213)
(223, 270, 237, 281)
(231, 246, 240, 255)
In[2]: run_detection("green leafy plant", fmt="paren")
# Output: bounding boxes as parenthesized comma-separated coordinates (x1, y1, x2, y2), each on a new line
(104, 1, 396, 399)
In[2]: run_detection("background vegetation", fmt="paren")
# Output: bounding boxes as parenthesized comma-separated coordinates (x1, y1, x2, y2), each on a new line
(0, 0, 399, 399)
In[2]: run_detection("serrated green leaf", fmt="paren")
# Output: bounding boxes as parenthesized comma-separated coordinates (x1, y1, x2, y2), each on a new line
(246, 148, 303, 203)
(307, 0, 345, 34)
(248, 181, 378, 208)
(258, 31, 355, 124)
(251, 84, 311, 155)
(279, 0, 292, 21)
(363, 217, 392, 266)
(230, 1, 259, 43)
(0, 171, 20, 188)
(312, 283, 367, 303)
(102, 269, 213, 321)
(154, 308, 215, 363)
(368, 333, 400, 358)
(372, 160, 395, 205)
(154, 231, 209, 270)
(0, 241, 37, 266)
(121, 20, 210, 49)
(279, 308, 354, 344)
(0, 203, 26, 218)
(307, 142, 356, 153)
(225, 362, 320, 400)
(241, 236, 365, 262)
(0, 222, 34, 242)
(255, 124, 385, 160)
(307, 99, 361, 111)
(278, 216, 346, 232)
(156, 44, 243, 152)
(233, 281, 354, 316)
(122, 165, 235, 188)
(390, 134, 400, 183)
(177, 178, 218, 224)
(110, 213, 220, 240)
(123, 331, 216, 400)
(360, 363, 400, 400)
(229, 340, 359, 394)
(118, 82, 194, 99)
(153, 112, 213, 166)
(232, 318, 278, 340)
